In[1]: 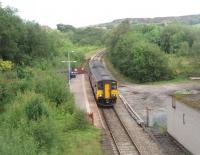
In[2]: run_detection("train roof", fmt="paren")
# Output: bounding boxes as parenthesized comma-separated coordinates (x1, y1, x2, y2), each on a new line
(89, 60, 116, 81)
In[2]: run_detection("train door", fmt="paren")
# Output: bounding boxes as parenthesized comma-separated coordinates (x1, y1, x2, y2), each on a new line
(104, 82, 111, 99)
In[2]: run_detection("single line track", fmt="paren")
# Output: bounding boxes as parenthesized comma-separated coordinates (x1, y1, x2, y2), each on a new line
(102, 107, 141, 155)
(92, 49, 141, 154)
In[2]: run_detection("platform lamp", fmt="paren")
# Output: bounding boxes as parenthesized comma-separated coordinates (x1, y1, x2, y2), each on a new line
(61, 51, 76, 86)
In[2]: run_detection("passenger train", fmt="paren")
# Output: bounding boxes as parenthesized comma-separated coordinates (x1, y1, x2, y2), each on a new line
(88, 60, 118, 106)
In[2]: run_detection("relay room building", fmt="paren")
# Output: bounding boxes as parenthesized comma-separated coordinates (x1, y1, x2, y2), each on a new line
(167, 92, 200, 155)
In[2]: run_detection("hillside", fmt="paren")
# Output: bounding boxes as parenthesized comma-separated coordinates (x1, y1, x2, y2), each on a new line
(95, 14, 200, 28)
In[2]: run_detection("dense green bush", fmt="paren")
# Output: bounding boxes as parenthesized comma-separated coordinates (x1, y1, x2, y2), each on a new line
(0, 82, 9, 106)
(25, 96, 48, 121)
(0, 60, 14, 71)
(128, 42, 173, 82)
(73, 110, 89, 129)
(0, 126, 37, 155)
(65, 110, 89, 131)
(0, 92, 65, 154)
(0, 81, 17, 107)
(16, 66, 33, 79)
(16, 79, 35, 92)
(30, 119, 57, 153)
(109, 32, 173, 82)
(35, 74, 72, 107)
(191, 41, 200, 56)
(0, 74, 34, 107)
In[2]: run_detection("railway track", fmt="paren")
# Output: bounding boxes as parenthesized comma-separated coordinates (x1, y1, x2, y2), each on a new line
(102, 107, 141, 155)
(90, 49, 163, 155)
(91, 49, 106, 61)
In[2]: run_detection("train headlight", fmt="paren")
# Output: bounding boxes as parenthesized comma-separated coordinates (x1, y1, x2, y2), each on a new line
(99, 94, 102, 97)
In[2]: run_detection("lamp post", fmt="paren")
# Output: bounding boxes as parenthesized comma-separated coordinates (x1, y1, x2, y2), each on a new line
(68, 51, 71, 86)
(61, 51, 76, 86)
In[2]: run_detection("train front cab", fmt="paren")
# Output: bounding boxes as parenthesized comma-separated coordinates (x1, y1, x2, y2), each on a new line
(96, 80, 118, 106)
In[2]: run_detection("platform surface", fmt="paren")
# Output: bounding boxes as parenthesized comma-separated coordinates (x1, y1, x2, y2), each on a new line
(70, 74, 90, 113)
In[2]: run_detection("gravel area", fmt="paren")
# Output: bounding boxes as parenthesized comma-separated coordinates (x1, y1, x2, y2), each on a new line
(119, 82, 200, 127)
(119, 81, 200, 154)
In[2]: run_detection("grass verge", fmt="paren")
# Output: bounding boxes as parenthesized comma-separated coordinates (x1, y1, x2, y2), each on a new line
(64, 128, 102, 155)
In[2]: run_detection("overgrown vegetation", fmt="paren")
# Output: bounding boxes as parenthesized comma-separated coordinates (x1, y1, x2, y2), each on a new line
(0, 4, 103, 155)
(57, 24, 107, 46)
(0, 64, 102, 155)
(107, 21, 200, 83)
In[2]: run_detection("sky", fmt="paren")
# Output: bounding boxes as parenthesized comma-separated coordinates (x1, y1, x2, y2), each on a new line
(1, 0, 200, 28)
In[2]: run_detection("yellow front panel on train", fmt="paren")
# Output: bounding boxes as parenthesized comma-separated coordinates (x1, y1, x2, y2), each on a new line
(96, 90, 103, 99)
(104, 83, 110, 99)
(111, 90, 118, 95)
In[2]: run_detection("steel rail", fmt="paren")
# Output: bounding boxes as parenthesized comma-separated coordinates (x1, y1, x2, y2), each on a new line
(113, 107, 142, 155)
(102, 108, 141, 155)
(101, 109, 121, 155)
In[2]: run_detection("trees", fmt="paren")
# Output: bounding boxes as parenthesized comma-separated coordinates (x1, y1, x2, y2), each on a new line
(57, 23, 107, 46)
(72, 27, 106, 46)
(177, 41, 189, 55)
(108, 32, 173, 82)
(160, 23, 200, 55)
(191, 41, 200, 56)
(107, 22, 200, 82)
(0, 6, 25, 62)
(128, 42, 172, 82)
(0, 6, 69, 64)
(56, 24, 75, 33)
(160, 24, 177, 53)
(108, 20, 131, 49)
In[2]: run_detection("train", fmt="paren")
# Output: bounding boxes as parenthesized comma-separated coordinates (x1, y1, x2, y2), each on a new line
(88, 60, 118, 106)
